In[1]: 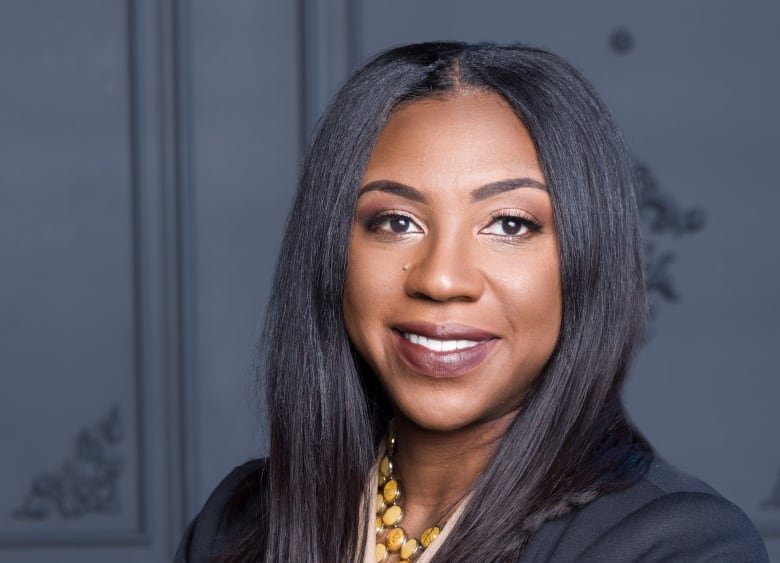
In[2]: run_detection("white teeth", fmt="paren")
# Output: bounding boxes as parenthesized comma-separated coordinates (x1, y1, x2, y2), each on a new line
(403, 333, 479, 352)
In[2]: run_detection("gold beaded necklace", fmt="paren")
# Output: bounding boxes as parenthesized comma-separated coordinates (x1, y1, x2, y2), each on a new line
(374, 430, 441, 563)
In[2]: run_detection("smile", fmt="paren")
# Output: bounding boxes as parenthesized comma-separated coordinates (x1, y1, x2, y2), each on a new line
(401, 332, 479, 352)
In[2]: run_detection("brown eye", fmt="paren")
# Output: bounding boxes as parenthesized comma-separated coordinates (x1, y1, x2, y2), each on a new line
(481, 216, 529, 237)
(388, 216, 413, 233)
(367, 213, 423, 235)
(499, 217, 524, 235)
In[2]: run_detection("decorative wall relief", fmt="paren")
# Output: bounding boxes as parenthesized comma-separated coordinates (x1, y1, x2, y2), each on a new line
(634, 162, 707, 321)
(14, 407, 124, 520)
(607, 30, 708, 322)
(609, 27, 635, 55)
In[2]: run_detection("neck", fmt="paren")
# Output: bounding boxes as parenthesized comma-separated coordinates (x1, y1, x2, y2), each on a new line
(390, 412, 515, 520)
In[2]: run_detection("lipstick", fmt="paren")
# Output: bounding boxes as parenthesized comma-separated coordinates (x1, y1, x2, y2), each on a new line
(391, 322, 498, 378)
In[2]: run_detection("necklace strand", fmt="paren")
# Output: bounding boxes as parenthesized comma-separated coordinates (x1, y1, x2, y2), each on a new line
(374, 430, 441, 562)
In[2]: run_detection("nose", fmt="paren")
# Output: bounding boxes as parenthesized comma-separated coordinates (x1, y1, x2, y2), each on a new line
(403, 233, 484, 302)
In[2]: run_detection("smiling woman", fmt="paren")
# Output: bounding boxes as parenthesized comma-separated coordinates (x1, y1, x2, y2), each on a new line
(343, 93, 561, 437)
(174, 43, 768, 562)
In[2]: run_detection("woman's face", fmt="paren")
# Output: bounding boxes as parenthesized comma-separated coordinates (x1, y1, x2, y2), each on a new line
(342, 91, 562, 433)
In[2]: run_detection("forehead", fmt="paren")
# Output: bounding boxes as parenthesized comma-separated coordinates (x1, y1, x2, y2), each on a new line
(363, 91, 543, 190)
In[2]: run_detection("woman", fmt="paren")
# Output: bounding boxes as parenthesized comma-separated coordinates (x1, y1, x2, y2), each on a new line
(175, 42, 768, 562)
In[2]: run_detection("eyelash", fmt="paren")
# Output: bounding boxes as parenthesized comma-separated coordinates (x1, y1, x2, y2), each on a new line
(364, 210, 421, 236)
(482, 211, 543, 239)
(363, 210, 542, 240)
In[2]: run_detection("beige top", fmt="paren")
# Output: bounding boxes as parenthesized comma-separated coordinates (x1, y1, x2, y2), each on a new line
(361, 451, 472, 563)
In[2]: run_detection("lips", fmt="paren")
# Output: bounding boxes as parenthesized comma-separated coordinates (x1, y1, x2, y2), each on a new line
(391, 322, 499, 378)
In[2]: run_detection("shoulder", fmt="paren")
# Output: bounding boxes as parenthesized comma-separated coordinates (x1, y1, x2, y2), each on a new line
(522, 457, 769, 562)
(174, 458, 267, 563)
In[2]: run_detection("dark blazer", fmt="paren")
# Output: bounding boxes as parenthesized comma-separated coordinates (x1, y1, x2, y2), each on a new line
(174, 457, 769, 562)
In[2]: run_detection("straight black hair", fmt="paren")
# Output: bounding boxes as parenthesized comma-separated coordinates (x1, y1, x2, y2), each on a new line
(219, 41, 652, 562)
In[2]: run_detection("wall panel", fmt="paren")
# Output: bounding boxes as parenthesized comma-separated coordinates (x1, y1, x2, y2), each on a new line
(0, 0, 146, 548)
(1, 0, 199, 560)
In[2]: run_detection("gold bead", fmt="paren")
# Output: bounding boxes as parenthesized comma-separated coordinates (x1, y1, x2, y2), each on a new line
(379, 455, 393, 478)
(375, 542, 388, 562)
(378, 473, 387, 488)
(386, 527, 406, 552)
(376, 493, 386, 515)
(400, 538, 422, 560)
(375, 516, 384, 534)
(381, 504, 403, 527)
(420, 526, 440, 548)
(382, 479, 401, 504)
(386, 429, 396, 451)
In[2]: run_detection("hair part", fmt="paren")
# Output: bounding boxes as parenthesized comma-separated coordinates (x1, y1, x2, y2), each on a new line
(220, 41, 652, 562)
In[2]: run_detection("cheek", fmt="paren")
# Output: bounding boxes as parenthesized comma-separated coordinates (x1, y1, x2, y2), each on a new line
(496, 252, 562, 339)
(342, 241, 397, 346)
(342, 250, 367, 337)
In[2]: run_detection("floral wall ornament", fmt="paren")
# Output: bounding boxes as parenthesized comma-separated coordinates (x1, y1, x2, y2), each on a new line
(633, 162, 707, 322)
(13, 407, 124, 520)
(608, 29, 708, 322)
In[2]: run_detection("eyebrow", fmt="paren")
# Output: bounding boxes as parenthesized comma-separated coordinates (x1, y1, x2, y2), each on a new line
(358, 177, 547, 203)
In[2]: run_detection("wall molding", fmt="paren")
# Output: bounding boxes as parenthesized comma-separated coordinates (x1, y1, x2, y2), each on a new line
(299, 0, 362, 147)
(164, 0, 199, 533)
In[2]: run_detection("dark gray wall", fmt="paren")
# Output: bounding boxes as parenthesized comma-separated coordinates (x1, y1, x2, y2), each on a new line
(1, 1, 777, 561)
(0, 0, 300, 561)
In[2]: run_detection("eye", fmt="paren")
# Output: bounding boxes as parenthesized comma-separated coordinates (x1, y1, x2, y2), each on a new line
(480, 214, 540, 237)
(367, 213, 424, 235)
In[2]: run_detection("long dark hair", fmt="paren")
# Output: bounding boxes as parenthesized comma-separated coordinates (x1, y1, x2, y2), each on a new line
(220, 41, 652, 562)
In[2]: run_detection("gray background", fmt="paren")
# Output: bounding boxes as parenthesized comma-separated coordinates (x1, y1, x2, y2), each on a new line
(0, 1, 777, 561)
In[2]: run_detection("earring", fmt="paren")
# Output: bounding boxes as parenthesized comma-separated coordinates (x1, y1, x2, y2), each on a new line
(402, 264, 410, 271)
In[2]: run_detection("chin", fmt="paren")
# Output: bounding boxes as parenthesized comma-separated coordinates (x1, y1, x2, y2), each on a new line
(393, 392, 525, 436)
(405, 415, 467, 433)
(397, 404, 492, 434)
